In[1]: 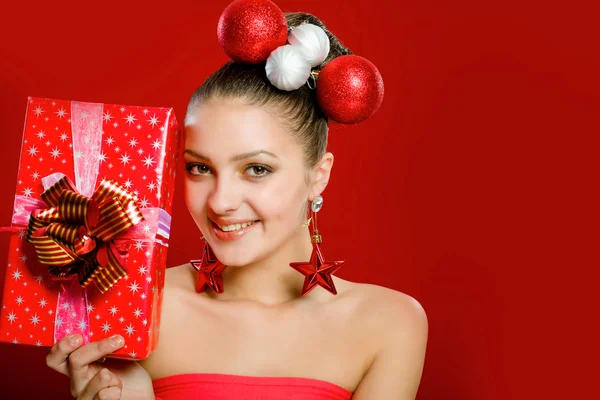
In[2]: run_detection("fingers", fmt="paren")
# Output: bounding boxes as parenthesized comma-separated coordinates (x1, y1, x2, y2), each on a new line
(93, 387, 122, 400)
(46, 334, 84, 375)
(69, 335, 125, 392)
(78, 368, 122, 400)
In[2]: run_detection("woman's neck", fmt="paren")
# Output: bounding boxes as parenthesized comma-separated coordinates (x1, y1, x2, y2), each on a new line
(204, 227, 315, 306)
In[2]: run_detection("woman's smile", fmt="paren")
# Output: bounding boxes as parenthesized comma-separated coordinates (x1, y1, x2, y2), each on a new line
(210, 217, 261, 241)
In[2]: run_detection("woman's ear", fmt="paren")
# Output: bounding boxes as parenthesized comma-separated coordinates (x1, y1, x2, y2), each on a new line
(309, 152, 334, 201)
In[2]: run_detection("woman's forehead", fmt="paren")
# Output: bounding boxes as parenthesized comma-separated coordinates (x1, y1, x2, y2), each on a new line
(185, 100, 301, 158)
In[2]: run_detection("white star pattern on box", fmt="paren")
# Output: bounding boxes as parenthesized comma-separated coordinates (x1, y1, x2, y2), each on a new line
(120, 153, 131, 165)
(143, 155, 155, 168)
(55, 108, 68, 119)
(124, 113, 137, 126)
(50, 147, 62, 159)
(124, 324, 136, 336)
(7, 312, 17, 323)
(147, 114, 160, 127)
(1, 100, 177, 357)
(128, 281, 141, 294)
(30, 314, 41, 326)
(101, 322, 111, 333)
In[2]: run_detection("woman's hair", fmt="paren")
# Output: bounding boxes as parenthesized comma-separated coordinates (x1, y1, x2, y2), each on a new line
(185, 12, 352, 167)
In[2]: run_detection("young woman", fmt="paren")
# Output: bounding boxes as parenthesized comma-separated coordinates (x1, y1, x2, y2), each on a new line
(45, 11, 428, 400)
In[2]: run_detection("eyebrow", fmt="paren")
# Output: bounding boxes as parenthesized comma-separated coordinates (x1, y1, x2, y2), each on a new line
(183, 149, 279, 162)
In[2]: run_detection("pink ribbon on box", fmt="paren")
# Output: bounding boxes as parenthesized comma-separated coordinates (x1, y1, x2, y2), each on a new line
(6, 101, 172, 346)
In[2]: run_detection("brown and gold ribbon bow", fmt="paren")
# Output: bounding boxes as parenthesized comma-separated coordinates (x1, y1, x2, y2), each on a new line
(26, 176, 144, 293)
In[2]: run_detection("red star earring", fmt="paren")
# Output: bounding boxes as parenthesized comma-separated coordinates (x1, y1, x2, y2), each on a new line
(290, 195, 345, 296)
(191, 239, 227, 294)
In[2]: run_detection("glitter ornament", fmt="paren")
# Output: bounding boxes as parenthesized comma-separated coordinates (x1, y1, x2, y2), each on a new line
(316, 55, 385, 124)
(217, 0, 288, 64)
(266, 45, 312, 91)
(288, 23, 331, 67)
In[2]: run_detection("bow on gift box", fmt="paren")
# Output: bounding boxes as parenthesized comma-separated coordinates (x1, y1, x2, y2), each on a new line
(26, 174, 144, 294)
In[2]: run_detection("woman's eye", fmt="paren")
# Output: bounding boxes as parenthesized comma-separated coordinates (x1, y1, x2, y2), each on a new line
(186, 163, 210, 175)
(246, 164, 272, 178)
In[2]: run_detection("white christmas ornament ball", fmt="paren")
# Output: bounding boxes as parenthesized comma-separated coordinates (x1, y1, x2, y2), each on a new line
(265, 45, 312, 91)
(288, 23, 331, 67)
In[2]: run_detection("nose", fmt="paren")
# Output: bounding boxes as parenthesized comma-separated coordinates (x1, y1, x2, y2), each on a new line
(206, 173, 242, 215)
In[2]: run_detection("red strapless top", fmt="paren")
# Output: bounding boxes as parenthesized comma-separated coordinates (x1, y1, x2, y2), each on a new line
(153, 373, 353, 400)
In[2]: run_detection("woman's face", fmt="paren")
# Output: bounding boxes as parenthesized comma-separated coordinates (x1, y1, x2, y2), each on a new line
(183, 98, 311, 266)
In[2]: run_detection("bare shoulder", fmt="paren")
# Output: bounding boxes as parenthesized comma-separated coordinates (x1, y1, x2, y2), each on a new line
(164, 263, 196, 290)
(340, 282, 428, 398)
(344, 281, 428, 337)
(140, 263, 197, 376)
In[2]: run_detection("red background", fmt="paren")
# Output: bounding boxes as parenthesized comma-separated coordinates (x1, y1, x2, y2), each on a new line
(0, 0, 598, 398)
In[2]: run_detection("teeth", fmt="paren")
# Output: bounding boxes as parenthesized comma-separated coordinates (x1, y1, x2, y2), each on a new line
(220, 221, 255, 232)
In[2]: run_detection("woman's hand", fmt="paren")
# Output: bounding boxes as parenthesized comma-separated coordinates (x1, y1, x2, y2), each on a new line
(46, 333, 155, 400)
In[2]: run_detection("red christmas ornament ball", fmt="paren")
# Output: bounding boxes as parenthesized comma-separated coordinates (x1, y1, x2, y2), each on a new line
(217, 0, 289, 64)
(316, 55, 385, 124)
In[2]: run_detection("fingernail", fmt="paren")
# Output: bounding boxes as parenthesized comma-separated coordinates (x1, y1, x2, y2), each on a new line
(68, 334, 82, 347)
(110, 334, 124, 348)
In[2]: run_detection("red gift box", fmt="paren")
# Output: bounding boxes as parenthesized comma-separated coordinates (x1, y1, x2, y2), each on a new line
(0, 97, 180, 360)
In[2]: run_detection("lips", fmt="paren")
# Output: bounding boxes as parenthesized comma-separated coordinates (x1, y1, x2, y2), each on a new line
(210, 218, 260, 242)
